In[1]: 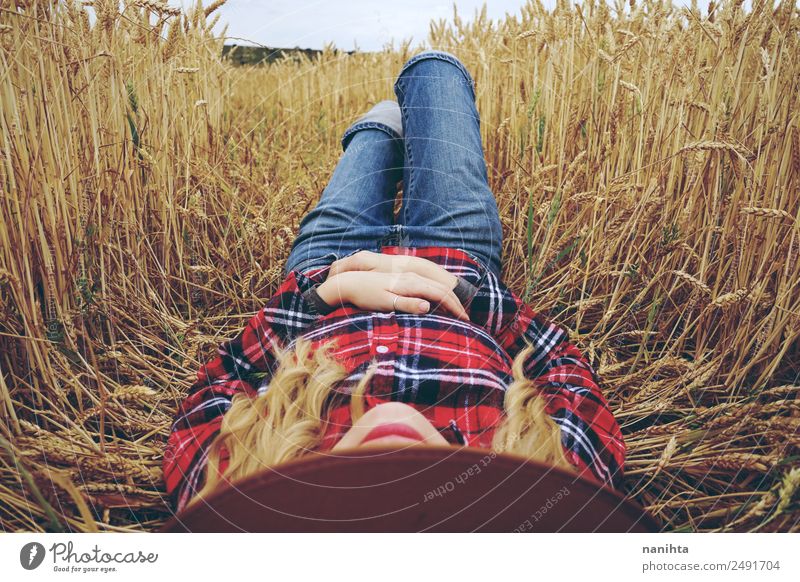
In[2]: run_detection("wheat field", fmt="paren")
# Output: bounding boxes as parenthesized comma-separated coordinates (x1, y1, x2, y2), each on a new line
(0, 0, 798, 532)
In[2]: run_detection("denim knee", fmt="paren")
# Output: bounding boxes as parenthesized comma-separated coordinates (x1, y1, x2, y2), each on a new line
(341, 121, 402, 152)
(394, 50, 476, 101)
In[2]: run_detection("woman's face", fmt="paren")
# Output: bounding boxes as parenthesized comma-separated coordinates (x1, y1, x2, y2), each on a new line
(331, 401, 450, 451)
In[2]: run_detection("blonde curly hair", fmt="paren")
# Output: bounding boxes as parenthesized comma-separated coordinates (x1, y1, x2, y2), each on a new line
(188, 335, 574, 508)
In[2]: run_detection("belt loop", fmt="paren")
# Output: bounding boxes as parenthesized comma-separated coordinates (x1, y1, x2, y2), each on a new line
(378, 224, 405, 249)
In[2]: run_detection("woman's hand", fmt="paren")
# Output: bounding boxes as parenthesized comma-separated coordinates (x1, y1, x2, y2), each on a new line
(327, 250, 459, 292)
(316, 270, 469, 321)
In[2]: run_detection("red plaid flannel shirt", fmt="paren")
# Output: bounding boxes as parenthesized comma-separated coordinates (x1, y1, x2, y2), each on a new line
(163, 246, 626, 513)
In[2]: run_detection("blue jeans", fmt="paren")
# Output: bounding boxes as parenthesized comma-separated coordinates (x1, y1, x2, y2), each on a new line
(284, 50, 503, 279)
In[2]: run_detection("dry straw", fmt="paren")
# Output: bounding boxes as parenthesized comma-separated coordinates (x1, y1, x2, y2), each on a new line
(0, 0, 798, 532)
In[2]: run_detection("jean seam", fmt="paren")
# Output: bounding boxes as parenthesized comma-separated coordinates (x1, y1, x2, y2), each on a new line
(396, 80, 415, 227)
(341, 120, 402, 152)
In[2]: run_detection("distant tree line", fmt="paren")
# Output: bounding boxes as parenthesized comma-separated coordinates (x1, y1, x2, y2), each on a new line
(222, 45, 357, 66)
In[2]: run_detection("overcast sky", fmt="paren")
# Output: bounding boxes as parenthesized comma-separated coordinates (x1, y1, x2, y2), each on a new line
(194, 0, 724, 51)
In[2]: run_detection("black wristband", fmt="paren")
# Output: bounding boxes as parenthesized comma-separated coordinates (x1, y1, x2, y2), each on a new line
(302, 284, 337, 316)
(452, 276, 479, 306)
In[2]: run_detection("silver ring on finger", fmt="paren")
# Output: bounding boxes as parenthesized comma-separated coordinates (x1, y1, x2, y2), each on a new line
(392, 294, 399, 311)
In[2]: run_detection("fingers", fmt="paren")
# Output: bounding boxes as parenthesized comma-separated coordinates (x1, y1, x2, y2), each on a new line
(391, 294, 431, 315)
(390, 273, 469, 321)
(328, 252, 456, 292)
(328, 250, 376, 277)
(404, 256, 458, 289)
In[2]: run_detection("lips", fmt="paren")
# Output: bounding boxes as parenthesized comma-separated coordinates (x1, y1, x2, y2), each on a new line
(359, 422, 425, 445)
